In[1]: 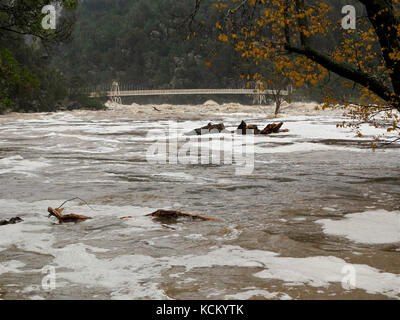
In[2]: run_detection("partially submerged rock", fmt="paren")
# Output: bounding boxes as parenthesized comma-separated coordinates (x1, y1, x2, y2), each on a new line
(0, 217, 23, 226)
(237, 120, 288, 135)
(194, 122, 230, 135)
(260, 122, 284, 135)
(237, 120, 261, 135)
(191, 121, 288, 136)
(48, 207, 92, 223)
(146, 209, 221, 222)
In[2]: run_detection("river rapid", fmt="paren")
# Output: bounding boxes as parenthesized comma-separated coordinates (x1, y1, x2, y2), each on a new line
(0, 102, 399, 300)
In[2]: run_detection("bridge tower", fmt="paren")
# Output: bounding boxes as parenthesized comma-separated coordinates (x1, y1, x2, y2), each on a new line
(110, 80, 122, 104)
(253, 82, 267, 105)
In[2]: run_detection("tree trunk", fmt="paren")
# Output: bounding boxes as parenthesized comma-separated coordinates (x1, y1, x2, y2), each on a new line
(275, 94, 281, 116)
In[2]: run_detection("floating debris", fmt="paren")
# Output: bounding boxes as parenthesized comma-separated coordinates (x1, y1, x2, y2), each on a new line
(146, 209, 221, 222)
(120, 216, 133, 220)
(194, 122, 229, 135)
(161, 224, 177, 231)
(237, 120, 287, 135)
(192, 121, 288, 136)
(47, 207, 92, 223)
(0, 217, 23, 226)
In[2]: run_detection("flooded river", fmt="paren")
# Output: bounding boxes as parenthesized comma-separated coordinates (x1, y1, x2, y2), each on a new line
(0, 103, 399, 300)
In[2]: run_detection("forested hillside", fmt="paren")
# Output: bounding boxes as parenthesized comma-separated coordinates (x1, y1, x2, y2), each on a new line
(1, 0, 362, 112)
(55, 0, 361, 101)
(54, 0, 253, 89)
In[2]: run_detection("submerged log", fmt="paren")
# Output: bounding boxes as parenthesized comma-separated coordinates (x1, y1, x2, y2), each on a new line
(47, 207, 92, 223)
(146, 209, 221, 222)
(0, 217, 23, 226)
(194, 122, 229, 135)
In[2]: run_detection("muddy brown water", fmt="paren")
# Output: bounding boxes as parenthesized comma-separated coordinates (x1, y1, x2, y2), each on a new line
(0, 106, 399, 300)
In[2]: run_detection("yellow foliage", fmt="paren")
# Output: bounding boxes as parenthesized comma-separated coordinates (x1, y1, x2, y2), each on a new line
(207, 0, 400, 140)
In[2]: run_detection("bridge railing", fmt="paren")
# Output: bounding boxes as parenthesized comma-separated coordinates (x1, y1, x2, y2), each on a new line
(88, 88, 288, 98)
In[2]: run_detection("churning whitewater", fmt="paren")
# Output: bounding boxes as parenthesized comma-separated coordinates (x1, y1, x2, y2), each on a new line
(0, 102, 399, 300)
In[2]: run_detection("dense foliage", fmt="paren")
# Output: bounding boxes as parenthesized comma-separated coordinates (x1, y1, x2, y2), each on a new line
(54, 0, 354, 104)
(0, 0, 105, 112)
(195, 0, 400, 138)
(2, 0, 398, 115)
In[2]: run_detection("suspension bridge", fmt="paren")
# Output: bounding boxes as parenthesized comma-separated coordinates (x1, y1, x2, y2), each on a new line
(87, 81, 291, 104)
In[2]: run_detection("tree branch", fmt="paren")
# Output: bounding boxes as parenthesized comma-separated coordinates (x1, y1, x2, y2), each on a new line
(358, 0, 400, 95)
(284, 44, 399, 108)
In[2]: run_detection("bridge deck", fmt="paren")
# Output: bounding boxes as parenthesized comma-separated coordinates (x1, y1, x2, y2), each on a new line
(89, 88, 288, 97)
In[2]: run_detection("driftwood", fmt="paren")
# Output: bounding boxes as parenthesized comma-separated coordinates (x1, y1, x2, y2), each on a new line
(237, 120, 288, 135)
(161, 224, 177, 231)
(120, 216, 133, 220)
(119, 216, 178, 230)
(237, 120, 261, 135)
(48, 207, 92, 223)
(260, 122, 284, 134)
(146, 209, 221, 222)
(0, 217, 23, 226)
(194, 122, 228, 135)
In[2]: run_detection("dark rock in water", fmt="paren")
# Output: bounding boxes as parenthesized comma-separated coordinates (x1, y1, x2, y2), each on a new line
(0, 217, 23, 226)
(236, 120, 261, 135)
(194, 122, 229, 135)
(190, 121, 288, 136)
(260, 122, 284, 135)
(237, 120, 287, 135)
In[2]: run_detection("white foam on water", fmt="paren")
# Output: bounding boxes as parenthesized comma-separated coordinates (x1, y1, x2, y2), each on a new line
(282, 115, 398, 142)
(316, 210, 400, 244)
(184, 234, 208, 241)
(254, 142, 362, 154)
(0, 260, 25, 275)
(45, 132, 121, 144)
(0, 217, 55, 254)
(203, 100, 219, 106)
(53, 243, 167, 299)
(0, 199, 159, 253)
(146, 115, 386, 155)
(322, 207, 337, 212)
(225, 288, 292, 300)
(28, 295, 45, 300)
(59, 147, 119, 154)
(215, 226, 242, 241)
(81, 123, 147, 135)
(1, 198, 399, 299)
(154, 172, 195, 181)
(0, 155, 50, 176)
(0, 199, 167, 299)
(164, 245, 400, 299)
